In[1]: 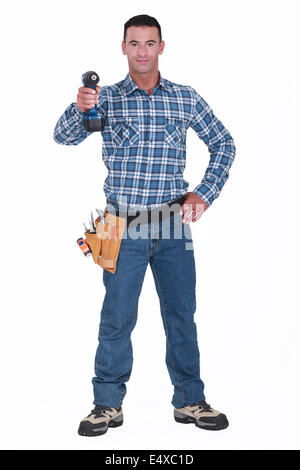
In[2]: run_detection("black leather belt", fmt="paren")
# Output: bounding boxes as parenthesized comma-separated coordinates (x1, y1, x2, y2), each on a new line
(105, 194, 187, 225)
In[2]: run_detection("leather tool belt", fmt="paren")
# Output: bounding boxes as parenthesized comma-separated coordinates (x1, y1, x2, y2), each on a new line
(85, 212, 126, 274)
(85, 194, 187, 275)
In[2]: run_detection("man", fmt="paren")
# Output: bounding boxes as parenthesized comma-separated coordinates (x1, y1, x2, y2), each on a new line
(54, 14, 236, 436)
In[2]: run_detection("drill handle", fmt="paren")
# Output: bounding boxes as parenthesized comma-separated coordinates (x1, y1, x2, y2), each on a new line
(81, 71, 104, 132)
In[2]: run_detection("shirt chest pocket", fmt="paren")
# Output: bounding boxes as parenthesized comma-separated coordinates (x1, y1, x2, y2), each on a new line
(109, 117, 139, 147)
(165, 118, 185, 148)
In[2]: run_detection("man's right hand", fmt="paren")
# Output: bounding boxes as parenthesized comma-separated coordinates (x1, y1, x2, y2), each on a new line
(77, 85, 101, 113)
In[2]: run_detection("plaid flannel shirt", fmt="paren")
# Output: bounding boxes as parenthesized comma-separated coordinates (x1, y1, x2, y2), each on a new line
(53, 72, 236, 209)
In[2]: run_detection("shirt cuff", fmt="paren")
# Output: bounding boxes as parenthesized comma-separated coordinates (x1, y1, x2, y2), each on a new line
(191, 187, 211, 207)
(71, 103, 86, 126)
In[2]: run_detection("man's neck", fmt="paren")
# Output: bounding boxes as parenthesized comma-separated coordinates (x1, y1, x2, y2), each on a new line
(129, 70, 160, 95)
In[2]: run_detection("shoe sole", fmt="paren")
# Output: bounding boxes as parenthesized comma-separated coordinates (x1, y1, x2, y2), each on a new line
(78, 418, 123, 437)
(174, 414, 229, 431)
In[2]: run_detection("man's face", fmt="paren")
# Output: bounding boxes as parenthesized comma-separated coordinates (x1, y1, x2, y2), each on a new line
(122, 26, 165, 75)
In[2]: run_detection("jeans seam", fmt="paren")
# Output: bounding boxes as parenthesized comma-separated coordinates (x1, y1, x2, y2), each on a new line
(151, 258, 185, 405)
(120, 281, 144, 406)
(129, 274, 145, 331)
(116, 305, 138, 407)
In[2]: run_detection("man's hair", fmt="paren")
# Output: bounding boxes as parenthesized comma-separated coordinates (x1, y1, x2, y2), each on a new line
(123, 14, 162, 43)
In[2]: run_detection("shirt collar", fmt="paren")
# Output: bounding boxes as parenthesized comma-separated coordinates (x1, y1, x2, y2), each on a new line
(122, 71, 171, 96)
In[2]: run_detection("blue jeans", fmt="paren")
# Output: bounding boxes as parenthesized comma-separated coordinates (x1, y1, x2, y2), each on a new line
(92, 199, 205, 408)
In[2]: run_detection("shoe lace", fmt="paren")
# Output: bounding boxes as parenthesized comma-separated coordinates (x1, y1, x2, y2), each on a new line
(89, 405, 116, 419)
(190, 400, 212, 414)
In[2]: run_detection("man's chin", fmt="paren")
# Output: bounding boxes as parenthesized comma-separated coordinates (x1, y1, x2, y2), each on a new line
(132, 69, 149, 76)
(133, 63, 153, 74)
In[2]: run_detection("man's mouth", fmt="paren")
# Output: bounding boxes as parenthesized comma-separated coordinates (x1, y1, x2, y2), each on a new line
(136, 60, 149, 63)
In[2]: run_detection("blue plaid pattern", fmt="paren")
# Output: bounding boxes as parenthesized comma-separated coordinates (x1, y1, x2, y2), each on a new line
(54, 72, 236, 208)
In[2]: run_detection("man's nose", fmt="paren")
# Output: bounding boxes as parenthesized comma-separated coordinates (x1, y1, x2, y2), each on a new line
(137, 44, 148, 55)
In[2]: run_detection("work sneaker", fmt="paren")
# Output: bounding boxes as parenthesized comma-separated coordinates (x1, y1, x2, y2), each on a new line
(78, 405, 123, 436)
(174, 400, 229, 431)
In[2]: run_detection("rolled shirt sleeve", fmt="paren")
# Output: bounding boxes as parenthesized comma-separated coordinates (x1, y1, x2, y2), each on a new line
(53, 102, 91, 145)
(53, 95, 107, 146)
(188, 89, 236, 206)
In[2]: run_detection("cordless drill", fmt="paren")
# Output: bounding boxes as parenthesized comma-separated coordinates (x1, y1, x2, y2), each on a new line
(81, 71, 105, 132)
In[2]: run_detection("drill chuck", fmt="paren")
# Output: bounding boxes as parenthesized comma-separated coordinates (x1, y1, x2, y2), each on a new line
(82, 71, 99, 87)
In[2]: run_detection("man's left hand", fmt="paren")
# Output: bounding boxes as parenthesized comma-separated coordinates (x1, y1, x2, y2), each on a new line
(180, 192, 209, 223)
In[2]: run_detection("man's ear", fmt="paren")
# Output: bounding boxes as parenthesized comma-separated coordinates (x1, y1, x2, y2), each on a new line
(121, 41, 127, 55)
(159, 40, 165, 55)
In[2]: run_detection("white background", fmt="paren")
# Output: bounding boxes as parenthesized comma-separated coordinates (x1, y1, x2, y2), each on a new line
(0, 0, 299, 450)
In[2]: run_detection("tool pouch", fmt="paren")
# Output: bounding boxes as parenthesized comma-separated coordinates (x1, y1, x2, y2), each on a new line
(85, 212, 126, 274)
